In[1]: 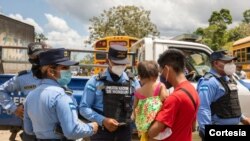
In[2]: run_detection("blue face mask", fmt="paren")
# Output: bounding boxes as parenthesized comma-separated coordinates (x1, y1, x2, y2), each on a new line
(56, 70, 72, 86)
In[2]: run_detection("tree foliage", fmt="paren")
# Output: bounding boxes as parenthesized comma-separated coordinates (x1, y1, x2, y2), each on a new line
(88, 5, 159, 43)
(242, 9, 250, 23)
(228, 23, 250, 42)
(35, 33, 48, 42)
(194, 9, 232, 51)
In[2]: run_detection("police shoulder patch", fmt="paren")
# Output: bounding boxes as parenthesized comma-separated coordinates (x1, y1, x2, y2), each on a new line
(199, 85, 209, 91)
(61, 86, 73, 95)
(87, 84, 96, 91)
(69, 103, 76, 110)
(18, 70, 29, 76)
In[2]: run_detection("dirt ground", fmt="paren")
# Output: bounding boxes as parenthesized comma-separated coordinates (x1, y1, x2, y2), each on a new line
(0, 130, 201, 141)
(0, 130, 22, 141)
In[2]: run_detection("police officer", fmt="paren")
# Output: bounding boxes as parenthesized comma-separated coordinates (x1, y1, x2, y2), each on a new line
(197, 50, 250, 141)
(79, 45, 140, 141)
(24, 48, 98, 141)
(0, 42, 49, 141)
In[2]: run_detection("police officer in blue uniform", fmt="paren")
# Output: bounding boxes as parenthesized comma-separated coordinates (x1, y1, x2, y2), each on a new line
(0, 42, 49, 141)
(197, 51, 250, 141)
(79, 45, 140, 141)
(24, 48, 98, 141)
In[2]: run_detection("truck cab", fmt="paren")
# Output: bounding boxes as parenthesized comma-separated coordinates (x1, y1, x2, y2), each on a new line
(131, 37, 250, 117)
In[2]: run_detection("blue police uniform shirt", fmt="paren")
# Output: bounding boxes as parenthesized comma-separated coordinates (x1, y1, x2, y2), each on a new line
(0, 71, 40, 113)
(197, 69, 241, 134)
(24, 79, 95, 140)
(79, 69, 140, 126)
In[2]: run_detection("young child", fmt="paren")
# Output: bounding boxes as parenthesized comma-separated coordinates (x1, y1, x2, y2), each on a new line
(132, 61, 169, 141)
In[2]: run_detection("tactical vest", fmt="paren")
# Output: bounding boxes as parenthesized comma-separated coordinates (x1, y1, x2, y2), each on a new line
(97, 73, 134, 123)
(204, 73, 241, 118)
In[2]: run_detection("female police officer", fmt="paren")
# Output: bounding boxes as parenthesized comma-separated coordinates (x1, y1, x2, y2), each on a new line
(23, 48, 98, 141)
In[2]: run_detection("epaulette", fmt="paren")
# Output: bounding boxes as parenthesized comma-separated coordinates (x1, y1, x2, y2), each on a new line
(126, 71, 135, 81)
(17, 70, 29, 76)
(203, 72, 214, 80)
(96, 72, 107, 81)
(62, 86, 73, 95)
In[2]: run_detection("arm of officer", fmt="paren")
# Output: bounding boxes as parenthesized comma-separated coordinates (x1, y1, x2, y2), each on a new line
(56, 95, 96, 139)
(240, 114, 250, 125)
(23, 97, 34, 135)
(0, 75, 21, 113)
(197, 78, 219, 134)
(79, 77, 105, 126)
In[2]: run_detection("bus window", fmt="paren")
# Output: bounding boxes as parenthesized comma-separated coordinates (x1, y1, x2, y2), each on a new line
(96, 53, 106, 60)
(95, 40, 107, 48)
(247, 48, 250, 61)
(232, 36, 250, 78)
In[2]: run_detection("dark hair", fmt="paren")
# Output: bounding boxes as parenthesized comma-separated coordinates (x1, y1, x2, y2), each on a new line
(34, 64, 58, 79)
(137, 61, 159, 79)
(157, 49, 185, 73)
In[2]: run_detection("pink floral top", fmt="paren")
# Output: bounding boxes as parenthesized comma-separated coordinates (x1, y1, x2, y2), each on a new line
(134, 82, 162, 132)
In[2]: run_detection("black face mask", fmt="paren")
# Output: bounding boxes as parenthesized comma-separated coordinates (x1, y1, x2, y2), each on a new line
(160, 75, 172, 89)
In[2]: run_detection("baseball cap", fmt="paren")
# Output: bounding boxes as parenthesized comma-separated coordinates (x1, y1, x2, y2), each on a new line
(108, 45, 129, 64)
(27, 42, 49, 56)
(39, 48, 79, 66)
(210, 50, 237, 62)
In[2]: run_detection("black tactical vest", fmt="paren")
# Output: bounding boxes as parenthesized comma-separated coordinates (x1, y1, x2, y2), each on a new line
(97, 73, 134, 123)
(204, 73, 241, 118)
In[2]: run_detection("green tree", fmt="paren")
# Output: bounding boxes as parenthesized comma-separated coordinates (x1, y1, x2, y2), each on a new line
(80, 54, 94, 69)
(88, 5, 159, 43)
(35, 33, 48, 42)
(194, 9, 232, 51)
(228, 23, 250, 42)
(242, 9, 250, 23)
(209, 9, 232, 27)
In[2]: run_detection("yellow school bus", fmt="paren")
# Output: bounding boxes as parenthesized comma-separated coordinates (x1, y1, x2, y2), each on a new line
(93, 36, 138, 74)
(232, 36, 250, 78)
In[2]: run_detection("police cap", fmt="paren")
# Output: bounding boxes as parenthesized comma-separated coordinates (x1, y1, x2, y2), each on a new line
(108, 45, 129, 64)
(210, 50, 237, 62)
(39, 48, 79, 66)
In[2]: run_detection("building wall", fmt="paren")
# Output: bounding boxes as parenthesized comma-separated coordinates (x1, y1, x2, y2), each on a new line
(0, 14, 35, 73)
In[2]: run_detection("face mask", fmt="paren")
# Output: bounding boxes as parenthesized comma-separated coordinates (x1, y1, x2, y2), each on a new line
(160, 75, 172, 89)
(56, 70, 72, 86)
(224, 62, 236, 76)
(111, 65, 126, 76)
(160, 66, 172, 89)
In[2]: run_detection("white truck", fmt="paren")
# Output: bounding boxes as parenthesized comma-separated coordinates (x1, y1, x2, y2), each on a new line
(131, 37, 250, 117)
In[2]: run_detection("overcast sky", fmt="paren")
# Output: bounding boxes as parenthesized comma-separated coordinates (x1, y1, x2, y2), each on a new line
(0, 0, 249, 48)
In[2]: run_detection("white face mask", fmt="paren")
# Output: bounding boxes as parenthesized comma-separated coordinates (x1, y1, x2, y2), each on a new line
(224, 62, 236, 75)
(111, 65, 126, 76)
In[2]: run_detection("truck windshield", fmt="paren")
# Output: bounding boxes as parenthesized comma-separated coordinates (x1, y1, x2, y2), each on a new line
(182, 49, 211, 76)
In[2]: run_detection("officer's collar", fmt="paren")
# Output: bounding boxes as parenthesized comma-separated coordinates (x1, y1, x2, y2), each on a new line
(105, 69, 129, 82)
(210, 69, 230, 81)
(41, 78, 60, 86)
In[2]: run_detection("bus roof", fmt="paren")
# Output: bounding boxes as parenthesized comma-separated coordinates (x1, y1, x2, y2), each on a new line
(93, 36, 138, 43)
(233, 36, 250, 46)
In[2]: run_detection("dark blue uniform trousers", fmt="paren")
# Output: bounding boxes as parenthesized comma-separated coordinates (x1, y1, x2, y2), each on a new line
(90, 124, 132, 141)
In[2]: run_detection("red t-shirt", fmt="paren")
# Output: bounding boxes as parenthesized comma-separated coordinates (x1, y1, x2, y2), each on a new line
(156, 81, 200, 141)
